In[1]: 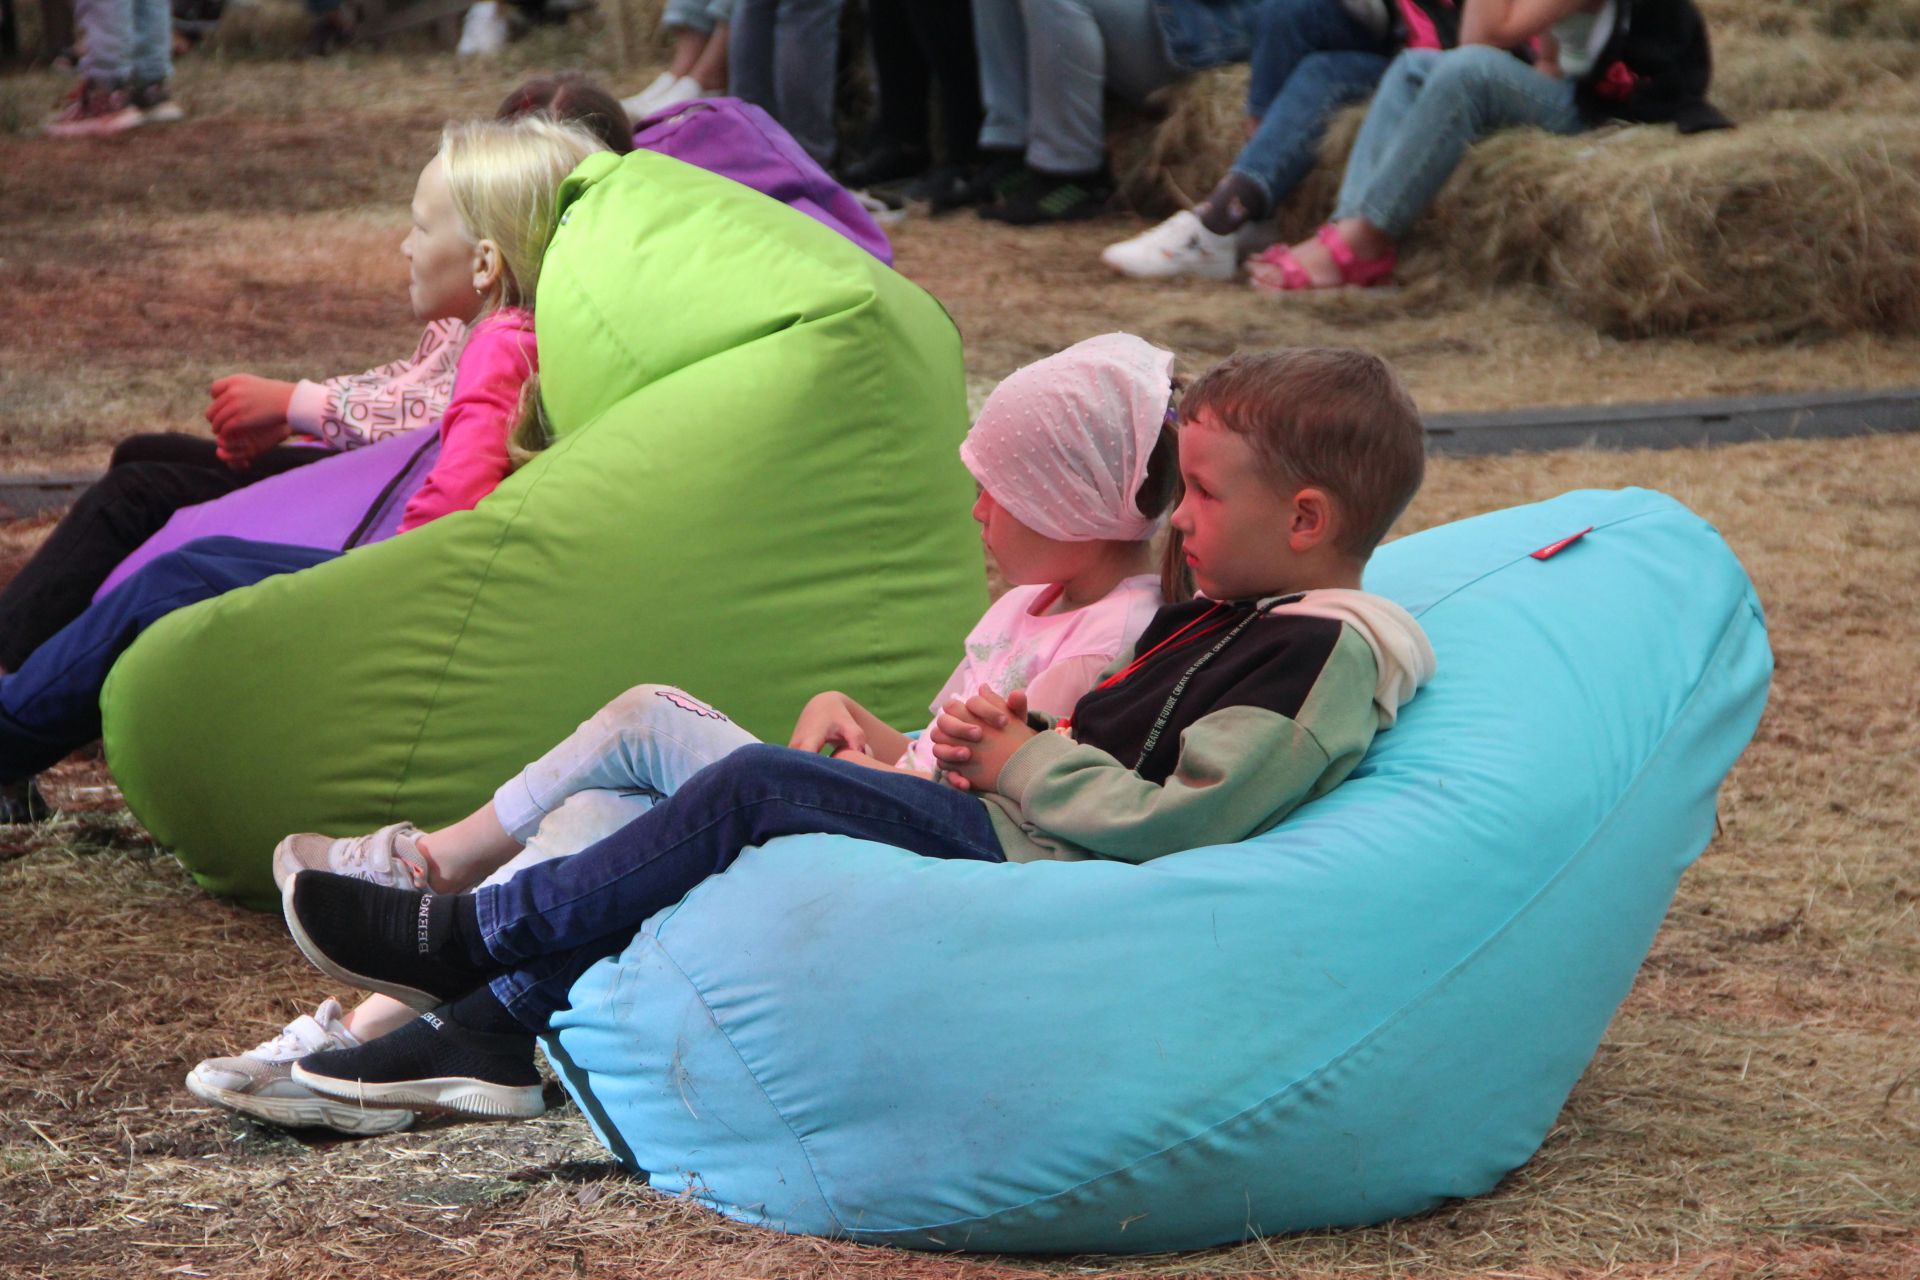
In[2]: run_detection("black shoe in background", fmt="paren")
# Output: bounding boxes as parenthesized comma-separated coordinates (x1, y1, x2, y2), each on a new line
(979, 166, 1114, 226)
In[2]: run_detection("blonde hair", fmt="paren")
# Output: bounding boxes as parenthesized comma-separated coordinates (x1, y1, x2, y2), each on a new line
(437, 116, 607, 463)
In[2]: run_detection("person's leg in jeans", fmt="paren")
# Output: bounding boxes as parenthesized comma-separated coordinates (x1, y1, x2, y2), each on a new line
(127, 0, 171, 86)
(282, 746, 1005, 1113)
(0, 537, 338, 783)
(971, 0, 1028, 157)
(1021, 0, 1179, 177)
(0, 437, 327, 672)
(75, 0, 131, 86)
(1201, 50, 1389, 232)
(728, 0, 778, 115)
(1194, 0, 1391, 235)
(771, 0, 846, 166)
(416, 683, 764, 890)
(1257, 45, 1584, 287)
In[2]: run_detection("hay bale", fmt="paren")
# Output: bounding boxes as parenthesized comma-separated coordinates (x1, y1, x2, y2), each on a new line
(1424, 116, 1920, 339)
(1112, 25, 1920, 340)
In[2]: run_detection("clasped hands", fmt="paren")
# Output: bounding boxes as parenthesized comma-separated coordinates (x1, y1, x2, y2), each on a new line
(205, 374, 296, 470)
(929, 687, 1037, 794)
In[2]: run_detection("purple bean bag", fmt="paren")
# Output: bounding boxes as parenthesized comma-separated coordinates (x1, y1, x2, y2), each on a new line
(97, 106, 891, 593)
(635, 97, 893, 265)
(95, 430, 439, 598)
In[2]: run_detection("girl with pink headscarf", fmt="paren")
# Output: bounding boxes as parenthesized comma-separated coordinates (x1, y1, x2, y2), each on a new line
(190, 333, 1183, 1136)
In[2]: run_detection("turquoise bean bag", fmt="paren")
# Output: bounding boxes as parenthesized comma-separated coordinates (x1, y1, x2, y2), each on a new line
(543, 486, 1772, 1253)
(99, 150, 985, 911)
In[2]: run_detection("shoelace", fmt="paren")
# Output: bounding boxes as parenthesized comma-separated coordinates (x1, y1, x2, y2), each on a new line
(253, 1012, 339, 1062)
(333, 827, 428, 888)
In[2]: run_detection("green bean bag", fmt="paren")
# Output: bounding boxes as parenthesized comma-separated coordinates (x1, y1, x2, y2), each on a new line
(100, 150, 985, 910)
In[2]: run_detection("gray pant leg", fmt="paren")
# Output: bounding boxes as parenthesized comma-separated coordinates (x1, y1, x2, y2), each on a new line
(1024, 0, 1178, 174)
(76, 0, 133, 84)
(973, 0, 1029, 152)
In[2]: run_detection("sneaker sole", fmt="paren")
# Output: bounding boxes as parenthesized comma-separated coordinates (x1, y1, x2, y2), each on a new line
(280, 874, 445, 1013)
(1098, 250, 1239, 282)
(291, 1063, 545, 1120)
(185, 1070, 416, 1134)
(139, 106, 185, 124)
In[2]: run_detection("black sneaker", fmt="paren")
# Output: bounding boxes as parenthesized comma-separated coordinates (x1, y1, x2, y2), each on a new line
(955, 149, 1028, 214)
(0, 778, 52, 826)
(840, 140, 929, 190)
(282, 871, 496, 1012)
(129, 80, 184, 125)
(980, 166, 1114, 226)
(292, 1006, 545, 1120)
(902, 162, 974, 214)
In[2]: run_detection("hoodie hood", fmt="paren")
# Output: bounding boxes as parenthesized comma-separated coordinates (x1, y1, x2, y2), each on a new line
(1264, 589, 1435, 727)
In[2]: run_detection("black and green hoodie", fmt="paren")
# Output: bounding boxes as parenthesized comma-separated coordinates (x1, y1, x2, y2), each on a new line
(981, 589, 1436, 864)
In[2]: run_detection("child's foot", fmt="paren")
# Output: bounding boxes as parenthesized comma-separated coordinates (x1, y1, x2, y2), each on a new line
(272, 821, 431, 893)
(129, 80, 185, 125)
(185, 999, 416, 1135)
(1247, 224, 1396, 292)
(0, 777, 53, 825)
(281, 872, 496, 1011)
(292, 1003, 545, 1121)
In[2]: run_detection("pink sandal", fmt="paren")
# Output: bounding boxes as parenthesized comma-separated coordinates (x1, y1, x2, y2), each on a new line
(1248, 224, 1396, 293)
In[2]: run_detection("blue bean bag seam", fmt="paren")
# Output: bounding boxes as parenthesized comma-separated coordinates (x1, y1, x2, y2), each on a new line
(647, 919, 849, 1233)
(1388, 498, 1671, 621)
(805, 505, 1746, 1238)
(378, 459, 556, 819)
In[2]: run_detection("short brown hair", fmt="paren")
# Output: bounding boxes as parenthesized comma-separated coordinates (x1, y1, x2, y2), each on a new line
(1179, 348, 1424, 559)
(497, 72, 635, 156)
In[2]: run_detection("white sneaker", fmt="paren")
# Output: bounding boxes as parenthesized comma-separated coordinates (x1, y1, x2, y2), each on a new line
(651, 75, 704, 113)
(456, 0, 509, 55)
(272, 822, 431, 893)
(1100, 209, 1241, 281)
(620, 71, 679, 120)
(185, 999, 416, 1135)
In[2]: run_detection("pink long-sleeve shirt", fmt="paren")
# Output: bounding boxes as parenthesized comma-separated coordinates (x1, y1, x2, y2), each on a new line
(398, 307, 537, 533)
(286, 318, 469, 450)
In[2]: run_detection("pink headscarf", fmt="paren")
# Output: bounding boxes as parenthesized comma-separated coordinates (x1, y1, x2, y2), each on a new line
(959, 333, 1176, 543)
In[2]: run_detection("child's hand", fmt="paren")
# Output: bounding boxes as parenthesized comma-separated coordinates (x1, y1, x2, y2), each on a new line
(207, 375, 296, 470)
(788, 691, 870, 758)
(930, 688, 1034, 793)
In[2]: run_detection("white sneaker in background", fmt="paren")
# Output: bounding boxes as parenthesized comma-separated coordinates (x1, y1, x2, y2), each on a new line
(643, 75, 705, 117)
(185, 999, 416, 1135)
(456, 1, 509, 56)
(619, 70, 675, 119)
(1100, 209, 1242, 282)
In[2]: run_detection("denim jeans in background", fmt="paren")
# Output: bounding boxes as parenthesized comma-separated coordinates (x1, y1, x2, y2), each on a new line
(76, 0, 172, 85)
(475, 743, 1006, 1031)
(1228, 0, 1394, 207)
(663, 0, 734, 33)
(1334, 45, 1584, 238)
(975, 0, 1194, 173)
(729, 0, 846, 165)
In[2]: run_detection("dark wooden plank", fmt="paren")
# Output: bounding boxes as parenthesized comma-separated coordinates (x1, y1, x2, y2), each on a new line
(0, 474, 97, 520)
(1424, 387, 1920, 456)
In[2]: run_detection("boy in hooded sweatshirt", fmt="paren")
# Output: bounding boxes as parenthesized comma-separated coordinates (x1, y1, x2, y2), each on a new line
(272, 347, 1438, 1123)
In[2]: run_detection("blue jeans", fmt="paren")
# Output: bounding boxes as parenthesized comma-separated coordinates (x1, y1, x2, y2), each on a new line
(0, 537, 336, 784)
(976, 0, 1190, 173)
(1333, 45, 1584, 238)
(663, 0, 733, 32)
(475, 743, 1006, 1031)
(1229, 0, 1393, 207)
(76, 0, 172, 86)
(729, 0, 845, 165)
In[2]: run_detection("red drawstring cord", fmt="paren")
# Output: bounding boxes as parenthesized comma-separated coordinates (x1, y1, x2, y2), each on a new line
(1058, 602, 1228, 731)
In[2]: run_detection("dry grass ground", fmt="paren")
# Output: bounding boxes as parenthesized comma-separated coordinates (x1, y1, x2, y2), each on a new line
(1, 7, 1917, 1278)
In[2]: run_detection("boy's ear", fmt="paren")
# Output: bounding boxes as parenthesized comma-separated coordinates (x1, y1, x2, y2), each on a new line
(1287, 487, 1337, 552)
(471, 239, 504, 297)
